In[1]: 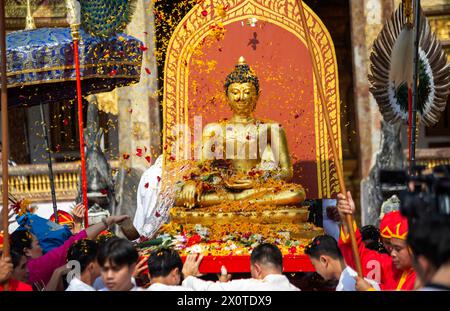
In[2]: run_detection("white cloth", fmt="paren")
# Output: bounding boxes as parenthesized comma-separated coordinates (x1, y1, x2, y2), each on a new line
(65, 277, 96, 291)
(146, 282, 193, 291)
(133, 155, 163, 237)
(182, 274, 300, 291)
(336, 266, 381, 291)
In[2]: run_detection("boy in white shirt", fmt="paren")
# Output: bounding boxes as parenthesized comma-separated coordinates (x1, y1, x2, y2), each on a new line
(305, 235, 380, 291)
(97, 238, 142, 291)
(66, 239, 100, 291)
(181, 243, 300, 291)
(146, 249, 192, 291)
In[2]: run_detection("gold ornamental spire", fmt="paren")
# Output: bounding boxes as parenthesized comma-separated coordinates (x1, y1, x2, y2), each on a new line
(25, 0, 36, 30)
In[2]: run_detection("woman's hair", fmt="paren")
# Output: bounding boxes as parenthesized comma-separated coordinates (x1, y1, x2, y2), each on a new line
(10, 229, 33, 255)
(10, 249, 26, 268)
(97, 237, 138, 268)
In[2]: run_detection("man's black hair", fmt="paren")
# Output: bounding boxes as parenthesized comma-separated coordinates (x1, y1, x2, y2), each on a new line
(10, 230, 33, 256)
(408, 215, 450, 268)
(147, 249, 183, 278)
(361, 225, 380, 243)
(305, 235, 344, 261)
(67, 239, 99, 273)
(97, 237, 138, 268)
(250, 243, 283, 270)
(360, 225, 387, 253)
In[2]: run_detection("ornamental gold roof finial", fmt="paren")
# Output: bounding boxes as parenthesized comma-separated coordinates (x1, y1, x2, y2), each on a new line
(238, 56, 246, 65)
(25, 0, 36, 30)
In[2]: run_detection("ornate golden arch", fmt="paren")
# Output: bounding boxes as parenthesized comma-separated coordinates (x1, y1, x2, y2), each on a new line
(163, 0, 342, 199)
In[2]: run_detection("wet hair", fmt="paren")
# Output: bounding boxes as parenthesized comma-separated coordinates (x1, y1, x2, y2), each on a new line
(224, 63, 260, 95)
(305, 235, 343, 261)
(408, 215, 450, 268)
(67, 239, 99, 273)
(97, 237, 138, 268)
(250, 243, 282, 270)
(147, 249, 183, 278)
(10, 229, 33, 256)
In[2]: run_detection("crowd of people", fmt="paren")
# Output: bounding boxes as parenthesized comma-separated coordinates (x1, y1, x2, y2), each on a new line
(1, 184, 449, 291)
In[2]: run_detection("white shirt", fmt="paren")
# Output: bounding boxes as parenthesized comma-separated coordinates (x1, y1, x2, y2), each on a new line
(336, 266, 381, 291)
(93, 276, 137, 291)
(133, 155, 163, 237)
(182, 274, 300, 291)
(66, 277, 96, 291)
(146, 282, 193, 291)
(99, 286, 143, 291)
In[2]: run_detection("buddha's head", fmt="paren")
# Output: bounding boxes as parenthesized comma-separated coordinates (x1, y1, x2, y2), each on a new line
(224, 56, 259, 116)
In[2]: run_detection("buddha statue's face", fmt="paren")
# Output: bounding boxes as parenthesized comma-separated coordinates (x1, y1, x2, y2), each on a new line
(226, 82, 258, 116)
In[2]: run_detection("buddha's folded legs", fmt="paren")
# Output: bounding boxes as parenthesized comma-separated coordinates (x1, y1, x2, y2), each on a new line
(197, 184, 305, 207)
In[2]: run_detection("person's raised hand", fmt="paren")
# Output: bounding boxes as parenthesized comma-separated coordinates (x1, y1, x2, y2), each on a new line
(337, 191, 355, 218)
(133, 257, 148, 278)
(182, 253, 204, 278)
(71, 203, 85, 224)
(354, 276, 374, 291)
(107, 215, 130, 226)
(0, 256, 13, 283)
(217, 265, 232, 282)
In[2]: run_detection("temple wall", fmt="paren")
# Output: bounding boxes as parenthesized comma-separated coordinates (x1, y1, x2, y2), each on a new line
(117, 0, 161, 172)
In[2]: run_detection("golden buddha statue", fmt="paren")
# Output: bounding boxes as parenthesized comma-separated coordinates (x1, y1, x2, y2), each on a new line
(175, 57, 305, 209)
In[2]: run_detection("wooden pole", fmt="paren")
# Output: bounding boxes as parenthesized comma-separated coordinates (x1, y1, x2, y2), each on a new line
(297, 0, 363, 277)
(0, 0, 10, 291)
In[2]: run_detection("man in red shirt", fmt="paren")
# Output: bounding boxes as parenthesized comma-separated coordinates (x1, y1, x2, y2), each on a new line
(337, 191, 416, 290)
(1, 234, 32, 291)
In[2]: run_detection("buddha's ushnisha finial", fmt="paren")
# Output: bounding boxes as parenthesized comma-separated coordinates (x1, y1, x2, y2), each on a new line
(238, 56, 246, 65)
(224, 56, 259, 95)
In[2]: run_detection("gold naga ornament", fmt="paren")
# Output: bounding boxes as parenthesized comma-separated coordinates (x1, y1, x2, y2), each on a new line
(368, 0, 450, 127)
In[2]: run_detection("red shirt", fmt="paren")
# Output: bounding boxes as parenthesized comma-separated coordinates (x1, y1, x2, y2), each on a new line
(0, 279, 33, 291)
(338, 225, 416, 290)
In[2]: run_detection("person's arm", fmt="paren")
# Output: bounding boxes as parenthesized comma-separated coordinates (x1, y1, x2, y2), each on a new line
(85, 215, 130, 239)
(182, 254, 244, 291)
(28, 215, 130, 285)
(44, 264, 70, 291)
(71, 203, 85, 234)
(0, 256, 13, 284)
(337, 192, 392, 283)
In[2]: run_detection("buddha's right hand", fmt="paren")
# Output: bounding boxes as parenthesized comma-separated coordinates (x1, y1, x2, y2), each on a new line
(180, 181, 198, 209)
(224, 178, 254, 190)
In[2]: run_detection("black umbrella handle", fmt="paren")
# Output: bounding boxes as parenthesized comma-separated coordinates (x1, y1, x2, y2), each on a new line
(39, 102, 58, 223)
(410, 0, 421, 172)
